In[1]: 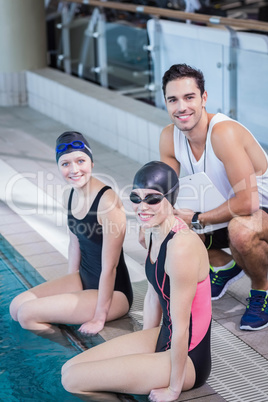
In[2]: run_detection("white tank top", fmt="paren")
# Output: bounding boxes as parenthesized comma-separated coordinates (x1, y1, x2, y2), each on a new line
(173, 113, 268, 208)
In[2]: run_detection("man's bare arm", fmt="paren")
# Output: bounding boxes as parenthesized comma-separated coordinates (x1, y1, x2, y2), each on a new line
(159, 124, 180, 176)
(198, 121, 260, 227)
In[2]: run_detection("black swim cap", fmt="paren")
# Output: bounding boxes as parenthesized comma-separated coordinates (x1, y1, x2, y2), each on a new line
(56, 131, 93, 163)
(132, 161, 179, 206)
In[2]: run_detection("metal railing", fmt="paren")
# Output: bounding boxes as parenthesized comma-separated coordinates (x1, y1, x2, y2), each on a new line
(69, 0, 268, 32)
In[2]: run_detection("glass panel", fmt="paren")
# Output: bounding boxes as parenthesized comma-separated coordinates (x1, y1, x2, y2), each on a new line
(67, 18, 150, 92)
(236, 46, 268, 146)
(105, 22, 150, 90)
(147, 18, 230, 112)
(69, 17, 97, 82)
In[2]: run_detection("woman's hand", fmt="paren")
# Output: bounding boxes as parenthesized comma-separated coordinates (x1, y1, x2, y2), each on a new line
(78, 319, 104, 335)
(149, 386, 180, 402)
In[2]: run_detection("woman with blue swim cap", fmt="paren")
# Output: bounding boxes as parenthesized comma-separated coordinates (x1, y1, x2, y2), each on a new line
(61, 161, 211, 402)
(10, 131, 133, 336)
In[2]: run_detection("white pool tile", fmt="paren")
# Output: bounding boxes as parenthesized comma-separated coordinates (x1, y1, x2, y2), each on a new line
(116, 109, 127, 138)
(117, 136, 128, 156)
(127, 140, 139, 161)
(126, 112, 138, 142)
(137, 146, 150, 165)
(148, 121, 161, 153)
(136, 117, 149, 147)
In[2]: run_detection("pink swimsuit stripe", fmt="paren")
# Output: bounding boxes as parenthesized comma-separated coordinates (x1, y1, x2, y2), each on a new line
(188, 275, 211, 351)
(155, 263, 172, 350)
(172, 217, 188, 233)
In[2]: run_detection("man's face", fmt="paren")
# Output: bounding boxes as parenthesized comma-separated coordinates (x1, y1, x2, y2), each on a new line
(165, 77, 207, 133)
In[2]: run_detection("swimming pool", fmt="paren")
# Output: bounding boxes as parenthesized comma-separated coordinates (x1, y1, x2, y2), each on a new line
(0, 236, 147, 401)
(0, 237, 85, 401)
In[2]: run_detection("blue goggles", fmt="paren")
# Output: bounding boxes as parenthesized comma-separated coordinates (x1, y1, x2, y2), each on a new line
(56, 140, 91, 154)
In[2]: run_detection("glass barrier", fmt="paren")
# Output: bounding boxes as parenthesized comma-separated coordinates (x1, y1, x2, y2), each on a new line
(104, 22, 150, 90)
(47, 5, 268, 145)
(146, 18, 268, 145)
(147, 18, 235, 114)
(54, 14, 151, 95)
(236, 46, 268, 146)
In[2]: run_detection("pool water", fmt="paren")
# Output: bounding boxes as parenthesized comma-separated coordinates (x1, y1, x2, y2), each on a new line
(0, 236, 148, 402)
(0, 255, 82, 402)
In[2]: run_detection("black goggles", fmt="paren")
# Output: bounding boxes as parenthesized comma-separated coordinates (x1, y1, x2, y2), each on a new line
(56, 140, 91, 154)
(130, 181, 179, 205)
(129, 192, 165, 205)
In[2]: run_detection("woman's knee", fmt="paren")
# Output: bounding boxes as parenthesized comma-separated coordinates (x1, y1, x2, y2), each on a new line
(16, 301, 36, 330)
(61, 365, 81, 394)
(61, 367, 72, 393)
(61, 359, 73, 376)
(9, 291, 35, 321)
(9, 296, 20, 321)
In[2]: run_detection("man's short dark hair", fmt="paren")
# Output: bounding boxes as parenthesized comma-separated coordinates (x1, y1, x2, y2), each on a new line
(162, 64, 205, 97)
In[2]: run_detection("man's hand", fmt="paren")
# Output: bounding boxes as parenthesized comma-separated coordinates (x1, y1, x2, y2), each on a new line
(173, 208, 195, 227)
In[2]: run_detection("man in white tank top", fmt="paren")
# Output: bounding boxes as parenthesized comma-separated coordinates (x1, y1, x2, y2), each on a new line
(159, 63, 268, 331)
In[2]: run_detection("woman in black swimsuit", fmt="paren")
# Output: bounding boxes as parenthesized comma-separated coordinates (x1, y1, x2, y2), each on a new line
(9, 131, 133, 335)
(61, 161, 211, 401)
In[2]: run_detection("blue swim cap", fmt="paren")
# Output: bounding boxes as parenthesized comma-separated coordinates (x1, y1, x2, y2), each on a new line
(132, 161, 179, 206)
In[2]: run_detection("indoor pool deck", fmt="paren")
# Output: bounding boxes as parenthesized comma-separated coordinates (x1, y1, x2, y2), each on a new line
(1, 106, 268, 402)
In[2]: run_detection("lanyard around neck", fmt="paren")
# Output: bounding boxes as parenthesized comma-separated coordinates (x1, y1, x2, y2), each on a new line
(185, 136, 206, 174)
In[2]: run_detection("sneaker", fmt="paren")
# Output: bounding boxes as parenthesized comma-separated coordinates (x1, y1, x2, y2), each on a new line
(240, 290, 268, 330)
(210, 262, 244, 300)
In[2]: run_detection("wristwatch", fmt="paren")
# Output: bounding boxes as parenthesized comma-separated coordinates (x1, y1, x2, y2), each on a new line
(191, 212, 204, 230)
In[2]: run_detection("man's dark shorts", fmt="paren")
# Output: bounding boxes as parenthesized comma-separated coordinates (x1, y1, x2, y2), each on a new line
(204, 207, 268, 250)
(204, 227, 229, 250)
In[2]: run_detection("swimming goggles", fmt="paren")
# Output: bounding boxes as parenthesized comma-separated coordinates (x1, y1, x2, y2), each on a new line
(129, 192, 165, 205)
(129, 182, 179, 205)
(56, 140, 91, 154)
